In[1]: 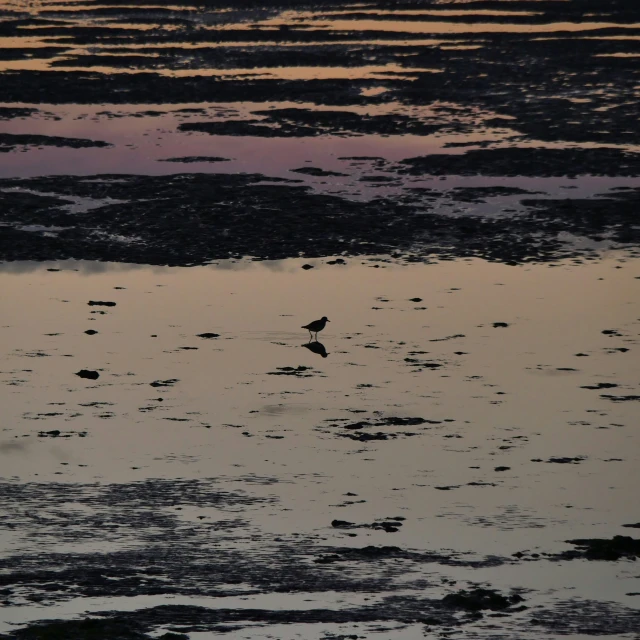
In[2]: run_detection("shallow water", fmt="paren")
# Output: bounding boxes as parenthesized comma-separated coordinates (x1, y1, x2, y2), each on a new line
(1, 2, 639, 638)
(1, 256, 639, 636)
(1, 256, 638, 559)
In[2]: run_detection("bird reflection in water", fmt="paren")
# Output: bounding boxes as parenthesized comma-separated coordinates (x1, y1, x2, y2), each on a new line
(302, 341, 329, 358)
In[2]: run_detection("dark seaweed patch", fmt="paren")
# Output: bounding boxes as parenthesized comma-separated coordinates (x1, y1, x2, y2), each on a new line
(0, 133, 111, 152)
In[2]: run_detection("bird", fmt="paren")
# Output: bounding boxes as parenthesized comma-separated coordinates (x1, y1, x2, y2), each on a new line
(301, 316, 329, 341)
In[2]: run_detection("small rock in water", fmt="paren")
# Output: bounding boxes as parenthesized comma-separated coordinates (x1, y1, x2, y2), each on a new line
(546, 456, 585, 464)
(492, 322, 509, 328)
(580, 382, 618, 390)
(75, 369, 99, 380)
(196, 333, 220, 338)
(88, 300, 116, 306)
(84, 330, 98, 335)
(150, 379, 179, 387)
(302, 264, 314, 270)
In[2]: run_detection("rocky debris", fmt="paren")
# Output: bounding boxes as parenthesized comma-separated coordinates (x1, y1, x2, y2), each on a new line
(180, 109, 449, 139)
(558, 536, 640, 561)
(601, 395, 640, 402)
(37, 430, 87, 438)
(399, 148, 640, 178)
(322, 416, 436, 441)
(404, 357, 444, 369)
(1, 172, 636, 267)
(196, 333, 219, 339)
(149, 379, 179, 387)
(436, 482, 498, 490)
(580, 382, 618, 389)
(448, 186, 540, 202)
(331, 517, 406, 533)
(0, 618, 150, 640)
(75, 369, 99, 380)
(0, 133, 111, 152)
(267, 366, 315, 377)
(539, 457, 585, 464)
(441, 588, 524, 611)
(0, 106, 40, 120)
(88, 300, 116, 307)
(291, 167, 349, 177)
(492, 322, 509, 328)
(528, 598, 640, 636)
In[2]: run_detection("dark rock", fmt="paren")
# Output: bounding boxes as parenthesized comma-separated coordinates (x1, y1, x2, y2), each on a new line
(561, 536, 640, 561)
(580, 382, 618, 389)
(84, 330, 98, 335)
(302, 264, 314, 270)
(0, 133, 111, 151)
(149, 379, 178, 387)
(196, 333, 220, 339)
(0, 618, 148, 639)
(492, 322, 509, 328)
(441, 588, 523, 611)
(88, 301, 116, 307)
(332, 520, 356, 529)
(291, 167, 349, 177)
(75, 369, 99, 380)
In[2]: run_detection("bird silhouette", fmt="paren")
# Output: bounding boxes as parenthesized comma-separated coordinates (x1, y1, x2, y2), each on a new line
(301, 316, 329, 341)
(303, 341, 329, 358)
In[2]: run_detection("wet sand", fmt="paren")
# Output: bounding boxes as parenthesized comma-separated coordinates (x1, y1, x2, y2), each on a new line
(1, 1, 639, 639)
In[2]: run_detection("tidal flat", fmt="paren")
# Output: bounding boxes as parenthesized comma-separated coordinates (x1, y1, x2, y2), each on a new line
(1, 1, 639, 639)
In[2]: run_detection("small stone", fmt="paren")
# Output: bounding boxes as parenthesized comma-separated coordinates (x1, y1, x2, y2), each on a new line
(75, 369, 99, 380)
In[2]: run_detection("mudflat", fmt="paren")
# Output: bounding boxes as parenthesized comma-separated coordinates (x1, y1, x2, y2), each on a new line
(1, 2, 639, 639)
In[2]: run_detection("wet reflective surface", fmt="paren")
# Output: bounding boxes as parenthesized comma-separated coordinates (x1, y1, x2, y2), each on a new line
(1, 256, 639, 637)
(1, 1, 640, 639)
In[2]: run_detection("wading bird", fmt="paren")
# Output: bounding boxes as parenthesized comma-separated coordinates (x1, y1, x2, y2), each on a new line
(302, 316, 329, 341)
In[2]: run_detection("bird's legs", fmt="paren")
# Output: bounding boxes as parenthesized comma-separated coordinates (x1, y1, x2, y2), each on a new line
(308, 330, 313, 342)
